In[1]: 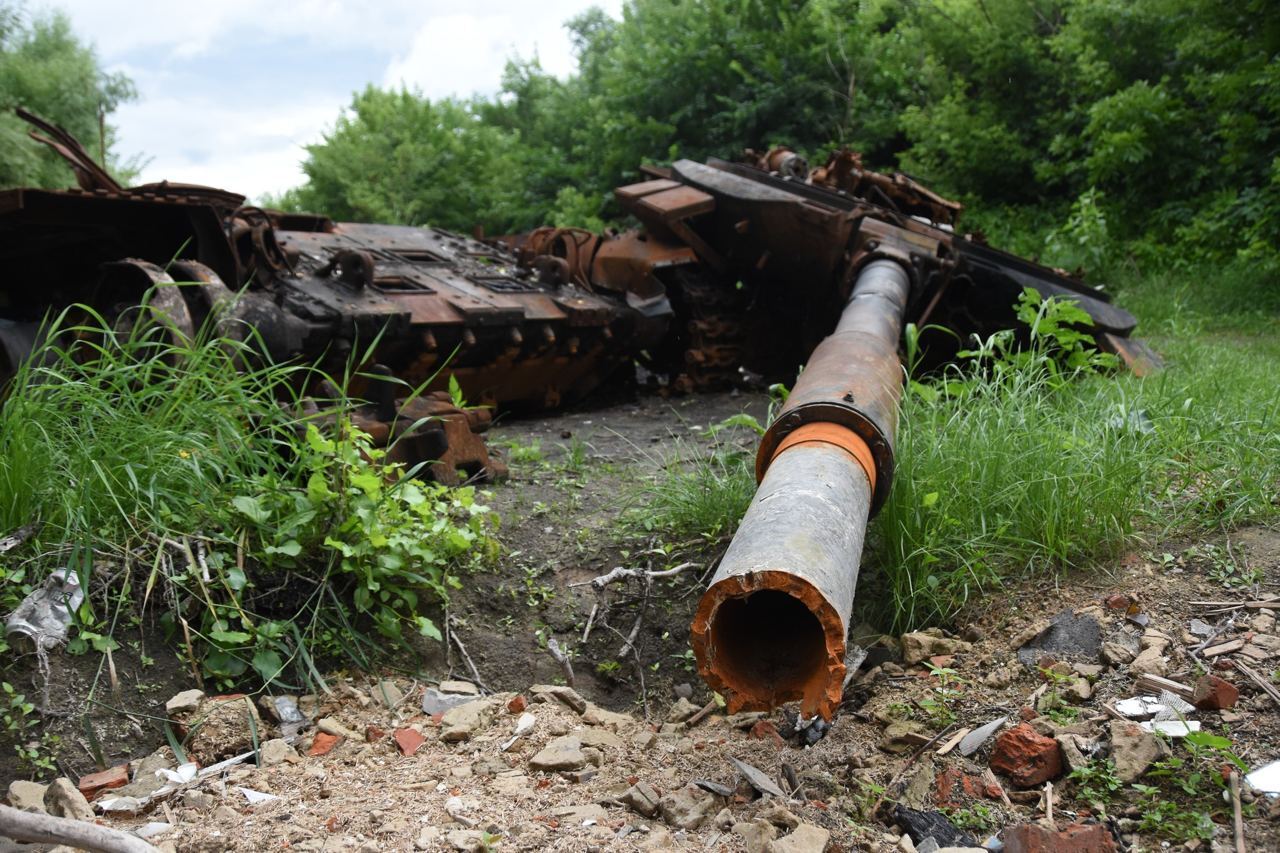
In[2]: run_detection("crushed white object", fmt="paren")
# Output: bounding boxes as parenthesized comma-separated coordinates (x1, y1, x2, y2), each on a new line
(158, 763, 199, 784)
(1116, 693, 1195, 722)
(1245, 759, 1280, 796)
(237, 787, 280, 804)
(134, 822, 172, 839)
(1140, 720, 1201, 737)
(4, 567, 84, 649)
(97, 795, 145, 813)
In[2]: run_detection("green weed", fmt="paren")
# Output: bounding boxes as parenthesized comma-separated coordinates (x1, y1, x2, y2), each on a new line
(0, 295, 493, 691)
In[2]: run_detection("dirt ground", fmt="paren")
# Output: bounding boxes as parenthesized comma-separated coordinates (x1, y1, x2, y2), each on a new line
(4, 389, 1280, 852)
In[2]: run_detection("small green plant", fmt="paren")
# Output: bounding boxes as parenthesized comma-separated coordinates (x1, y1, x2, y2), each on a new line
(500, 438, 544, 466)
(1184, 543, 1261, 588)
(918, 662, 964, 728)
(595, 659, 623, 679)
(1068, 759, 1122, 806)
(945, 804, 996, 833)
(2, 682, 57, 773)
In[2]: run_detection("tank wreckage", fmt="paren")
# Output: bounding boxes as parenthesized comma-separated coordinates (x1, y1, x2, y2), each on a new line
(1, 111, 1159, 713)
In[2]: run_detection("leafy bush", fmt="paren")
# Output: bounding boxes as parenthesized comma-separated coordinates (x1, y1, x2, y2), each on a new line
(0, 294, 492, 689)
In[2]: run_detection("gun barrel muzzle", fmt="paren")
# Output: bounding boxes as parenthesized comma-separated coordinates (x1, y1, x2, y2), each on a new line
(690, 259, 911, 719)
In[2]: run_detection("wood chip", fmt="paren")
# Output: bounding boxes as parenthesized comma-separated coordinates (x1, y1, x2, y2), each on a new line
(1203, 639, 1246, 657)
(936, 727, 970, 756)
(1134, 674, 1194, 701)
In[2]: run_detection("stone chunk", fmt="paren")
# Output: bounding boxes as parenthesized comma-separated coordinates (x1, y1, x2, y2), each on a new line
(734, 820, 778, 853)
(529, 684, 586, 713)
(1003, 821, 1117, 853)
(164, 689, 205, 717)
(77, 765, 128, 800)
(768, 823, 831, 853)
(440, 699, 495, 742)
(44, 778, 94, 821)
(619, 781, 661, 817)
(659, 783, 722, 830)
(551, 803, 608, 824)
(7, 779, 48, 813)
(901, 629, 973, 666)
(1015, 611, 1101, 666)
(667, 696, 700, 722)
(1109, 720, 1169, 783)
(1100, 642, 1135, 666)
(581, 703, 635, 730)
(529, 735, 586, 771)
(880, 720, 931, 754)
(1129, 647, 1168, 677)
(990, 723, 1063, 787)
(577, 727, 624, 751)
(439, 680, 478, 696)
(260, 738, 299, 766)
(1192, 674, 1239, 710)
(373, 679, 404, 708)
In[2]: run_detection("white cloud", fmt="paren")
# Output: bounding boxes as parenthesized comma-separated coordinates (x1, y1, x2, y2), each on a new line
(29, 0, 621, 197)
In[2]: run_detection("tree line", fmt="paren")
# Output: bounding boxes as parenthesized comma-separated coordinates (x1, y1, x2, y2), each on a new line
(4, 1, 1276, 271)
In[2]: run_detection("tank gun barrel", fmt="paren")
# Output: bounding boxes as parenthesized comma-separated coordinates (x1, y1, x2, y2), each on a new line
(690, 259, 911, 720)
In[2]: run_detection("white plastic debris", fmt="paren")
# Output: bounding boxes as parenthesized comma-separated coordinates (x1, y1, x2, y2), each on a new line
(1116, 693, 1195, 722)
(134, 822, 172, 839)
(158, 762, 199, 784)
(236, 787, 280, 805)
(501, 711, 537, 751)
(1245, 759, 1280, 796)
(4, 567, 84, 650)
(96, 795, 145, 814)
(1140, 720, 1201, 737)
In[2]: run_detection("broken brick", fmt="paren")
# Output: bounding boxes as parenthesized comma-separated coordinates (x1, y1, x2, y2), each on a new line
(308, 732, 339, 757)
(990, 723, 1063, 787)
(393, 727, 426, 757)
(935, 767, 995, 807)
(1004, 821, 1116, 853)
(748, 720, 784, 750)
(365, 725, 386, 742)
(507, 695, 527, 714)
(77, 765, 128, 800)
(1192, 674, 1239, 710)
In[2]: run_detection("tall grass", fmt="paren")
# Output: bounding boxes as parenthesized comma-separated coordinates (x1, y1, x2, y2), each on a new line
(0, 304, 305, 573)
(635, 263, 1280, 632)
(0, 295, 491, 690)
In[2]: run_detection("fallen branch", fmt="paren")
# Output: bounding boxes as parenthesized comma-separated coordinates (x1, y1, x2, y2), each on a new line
(1233, 661, 1280, 711)
(1230, 771, 1247, 853)
(447, 619, 491, 694)
(0, 803, 158, 853)
(685, 698, 719, 728)
(571, 562, 697, 590)
(547, 637, 575, 688)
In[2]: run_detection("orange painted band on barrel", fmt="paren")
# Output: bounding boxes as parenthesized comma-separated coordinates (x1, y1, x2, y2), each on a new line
(769, 423, 876, 492)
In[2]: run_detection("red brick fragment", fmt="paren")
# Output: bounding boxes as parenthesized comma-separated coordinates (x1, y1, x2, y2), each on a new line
(1019, 706, 1038, 721)
(365, 725, 386, 742)
(507, 695, 527, 714)
(936, 767, 1004, 808)
(308, 732, 339, 757)
(1192, 674, 1239, 710)
(393, 727, 426, 757)
(748, 719, 785, 749)
(1104, 593, 1133, 611)
(990, 723, 1063, 787)
(1004, 821, 1116, 853)
(928, 655, 955, 669)
(78, 765, 128, 800)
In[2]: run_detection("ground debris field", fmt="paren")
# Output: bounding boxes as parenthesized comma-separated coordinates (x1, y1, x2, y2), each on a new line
(3, 392, 1280, 853)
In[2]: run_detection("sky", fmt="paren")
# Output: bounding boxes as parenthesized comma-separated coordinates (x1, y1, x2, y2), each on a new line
(37, 1, 622, 200)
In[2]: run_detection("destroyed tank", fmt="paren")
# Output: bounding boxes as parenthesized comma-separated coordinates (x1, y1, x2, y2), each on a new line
(1, 111, 1156, 485)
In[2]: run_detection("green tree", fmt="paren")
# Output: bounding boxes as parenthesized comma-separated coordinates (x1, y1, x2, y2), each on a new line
(0, 3, 135, 188)
(284, 86, 538, 234)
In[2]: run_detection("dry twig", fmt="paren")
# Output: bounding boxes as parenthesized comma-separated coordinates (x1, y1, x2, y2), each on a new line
(0, 803, 158, 853)
(1230, 770, 1247, 853)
